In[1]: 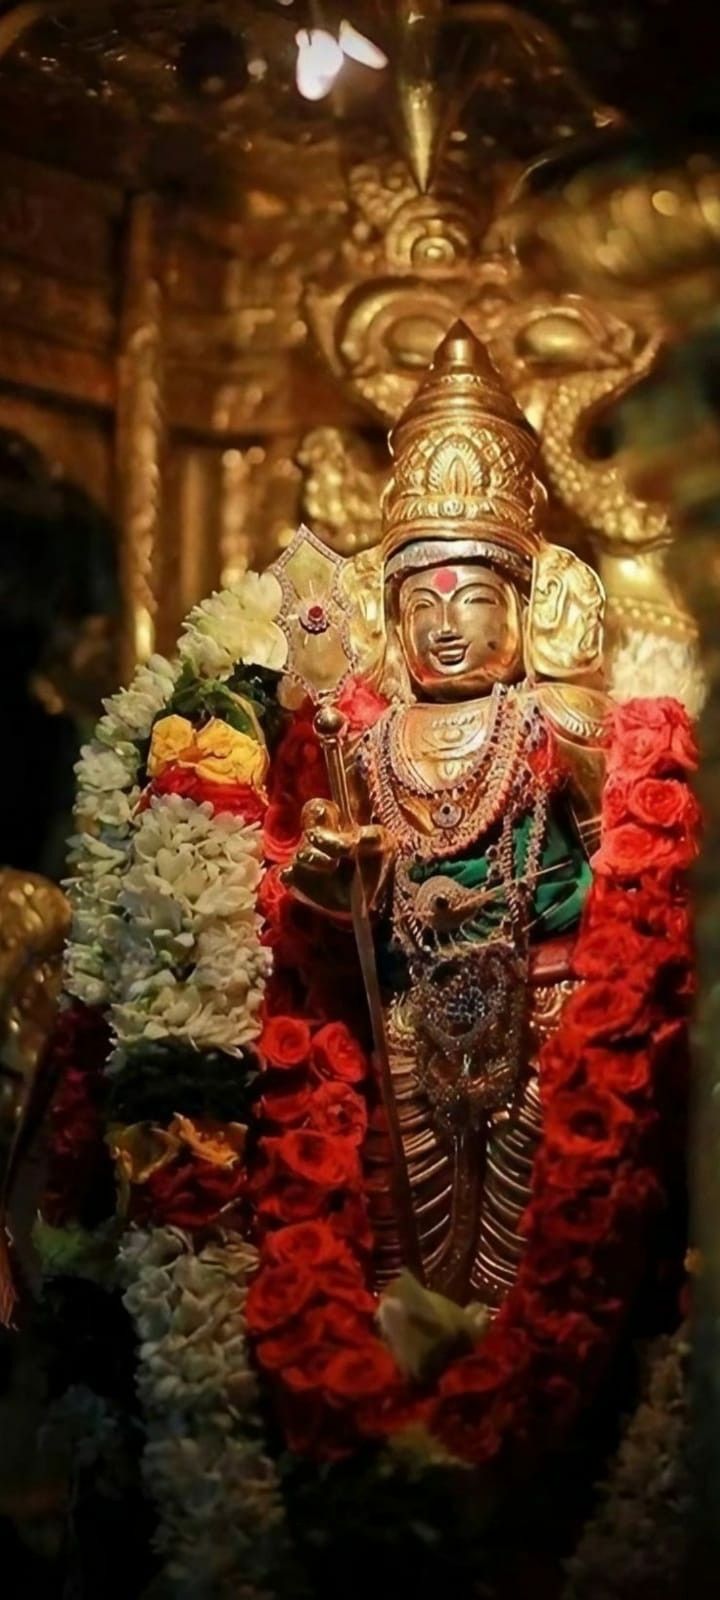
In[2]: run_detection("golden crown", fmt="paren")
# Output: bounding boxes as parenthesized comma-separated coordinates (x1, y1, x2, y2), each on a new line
(381, 321, 544, 583)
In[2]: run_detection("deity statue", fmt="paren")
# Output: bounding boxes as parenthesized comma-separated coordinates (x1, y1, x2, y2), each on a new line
(286, 323, 607, 1308)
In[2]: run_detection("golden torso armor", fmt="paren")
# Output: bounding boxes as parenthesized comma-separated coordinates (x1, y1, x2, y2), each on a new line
(356, 683, 603, 1304)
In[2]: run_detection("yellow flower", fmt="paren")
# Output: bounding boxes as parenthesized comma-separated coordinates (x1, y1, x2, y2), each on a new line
(147, 714, 196, 778)
(170, 1114, 247, 1168)
(194, 718, 269, 787)
(107, 1122, 180, 1213)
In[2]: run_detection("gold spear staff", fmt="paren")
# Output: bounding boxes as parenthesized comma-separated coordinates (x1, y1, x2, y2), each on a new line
(271, 524, 424, 1280)
(313, 703, 425, 1284)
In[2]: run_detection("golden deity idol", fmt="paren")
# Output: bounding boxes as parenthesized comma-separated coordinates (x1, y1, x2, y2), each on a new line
(284, 323, 607, 1309)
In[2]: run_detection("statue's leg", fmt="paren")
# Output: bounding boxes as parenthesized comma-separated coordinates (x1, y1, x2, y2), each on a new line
(470, 1069, 541, 1306)
(470, 970, 578, 1307)
(365, 995, 458, 1290)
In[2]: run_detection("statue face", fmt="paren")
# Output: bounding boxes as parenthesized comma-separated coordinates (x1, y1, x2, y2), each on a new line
(397, 562, 523, 700)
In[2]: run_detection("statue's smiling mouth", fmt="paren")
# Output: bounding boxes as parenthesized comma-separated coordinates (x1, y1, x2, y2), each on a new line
(430, 641, 468, 668)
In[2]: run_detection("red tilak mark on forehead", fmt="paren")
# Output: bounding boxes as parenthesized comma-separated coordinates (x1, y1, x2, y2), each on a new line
(431, 567, 458, 595)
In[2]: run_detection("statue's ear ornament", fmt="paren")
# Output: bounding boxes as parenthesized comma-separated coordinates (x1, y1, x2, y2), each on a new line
(271, 523, 384, 704)
(526, 542, 606, 683)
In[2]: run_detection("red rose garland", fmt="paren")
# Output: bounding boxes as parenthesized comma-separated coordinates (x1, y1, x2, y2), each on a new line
(247, 696, 697, 1465)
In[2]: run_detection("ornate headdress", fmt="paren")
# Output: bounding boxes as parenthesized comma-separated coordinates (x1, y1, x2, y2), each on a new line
(272, 321, 605, 698)
(382, 321, 544, 587)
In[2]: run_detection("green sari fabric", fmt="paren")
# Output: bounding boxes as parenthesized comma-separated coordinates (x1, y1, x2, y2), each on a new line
(410, 807, 591, 943)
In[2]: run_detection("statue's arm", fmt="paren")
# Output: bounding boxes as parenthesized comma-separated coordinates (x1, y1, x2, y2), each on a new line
(534, 683, 608, 858)
(283, 747, 392, 921)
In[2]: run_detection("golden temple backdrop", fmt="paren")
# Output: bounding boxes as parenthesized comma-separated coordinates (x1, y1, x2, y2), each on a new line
(0, 0, 704, 709)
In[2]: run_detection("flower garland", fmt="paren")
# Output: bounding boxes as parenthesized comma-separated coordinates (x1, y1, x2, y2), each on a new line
(44, 571, 300, 1597)
(118, 1226, 296, 1599)
(247, 695, 697, 1470)
(64, 653, 178, 1007)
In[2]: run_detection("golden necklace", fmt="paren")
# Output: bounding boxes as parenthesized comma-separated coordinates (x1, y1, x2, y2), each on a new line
(360, 684, 535, 862)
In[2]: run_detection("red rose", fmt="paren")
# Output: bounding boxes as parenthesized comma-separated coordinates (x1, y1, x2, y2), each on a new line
(642, 889, 692, 952)
(322, 1339, 399, 1401)
(585, 1044, 653, 1097)
(438, 1327, 530, 1399)
(334, 676, 388, 735)
(311, 1021, 368, 1084)
(261, 1087, 312, 1126)
(601, 774, 630, 831)
(307, 1301, 374, 1345)
(560, 977, 651, 1045)
(255, 1320, 308, 1371)
(528, 1186, 617, 1246)
(515, 1299, 598, 1363)
(271, 717, 330, 807)
(263, 800, 302, 865)
(330, 1192, 374, 1254)
(593, 821, 694, 879)
(609, 698, 698, 777)
(264, 1221, 347, 1270)
(246, 1262, 316, 1334)
(522, 1239, 587, 1288)
(256, 1174, 328, 1225)
(318, 1259, 376, 1313)
(260, 1015, 312, 1069)
(306, 1081, 368, 1145)
(544, 1086, 636, 1165)
(264, 1129, 360, 1189)
(625, 775, 700, 833)
(573, 922, 660, 986)
(133, 1156, 245, 1230)
(284, 1345, 338, 1394)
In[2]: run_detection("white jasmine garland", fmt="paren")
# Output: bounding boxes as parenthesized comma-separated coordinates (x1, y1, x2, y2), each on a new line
(178, 570, 286, 680)
(110, 795, 269, 1056)
(64, 654, 178, 1006)
(119, 1228, 293, 1598)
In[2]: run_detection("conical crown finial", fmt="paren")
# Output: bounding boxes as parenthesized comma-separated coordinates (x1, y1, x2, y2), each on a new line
(382, 320, 543, 581)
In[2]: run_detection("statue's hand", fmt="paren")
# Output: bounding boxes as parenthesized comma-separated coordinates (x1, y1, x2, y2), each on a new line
(282, 799, 390, 919)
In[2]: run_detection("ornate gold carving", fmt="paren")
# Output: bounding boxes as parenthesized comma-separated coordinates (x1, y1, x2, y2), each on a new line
(305, 154, 485, 424)
(115, 193, 165, 676)
(0, 869, 70, 1326)
(298, 426, 382, 555)
(382, 323, 541, 570)
(527, 542, 605, 682)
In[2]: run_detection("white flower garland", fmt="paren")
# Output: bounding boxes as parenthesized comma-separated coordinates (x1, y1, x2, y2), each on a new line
(110, 794, 270, 1060)
(63, 571, 287, 1018)
(64, 654, 178, 1007)
(119, 1227, 293, 1599)
(177, 570, 285, 680)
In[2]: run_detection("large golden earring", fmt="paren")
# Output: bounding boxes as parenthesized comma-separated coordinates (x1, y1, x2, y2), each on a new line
(526, 544, 605, 682)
